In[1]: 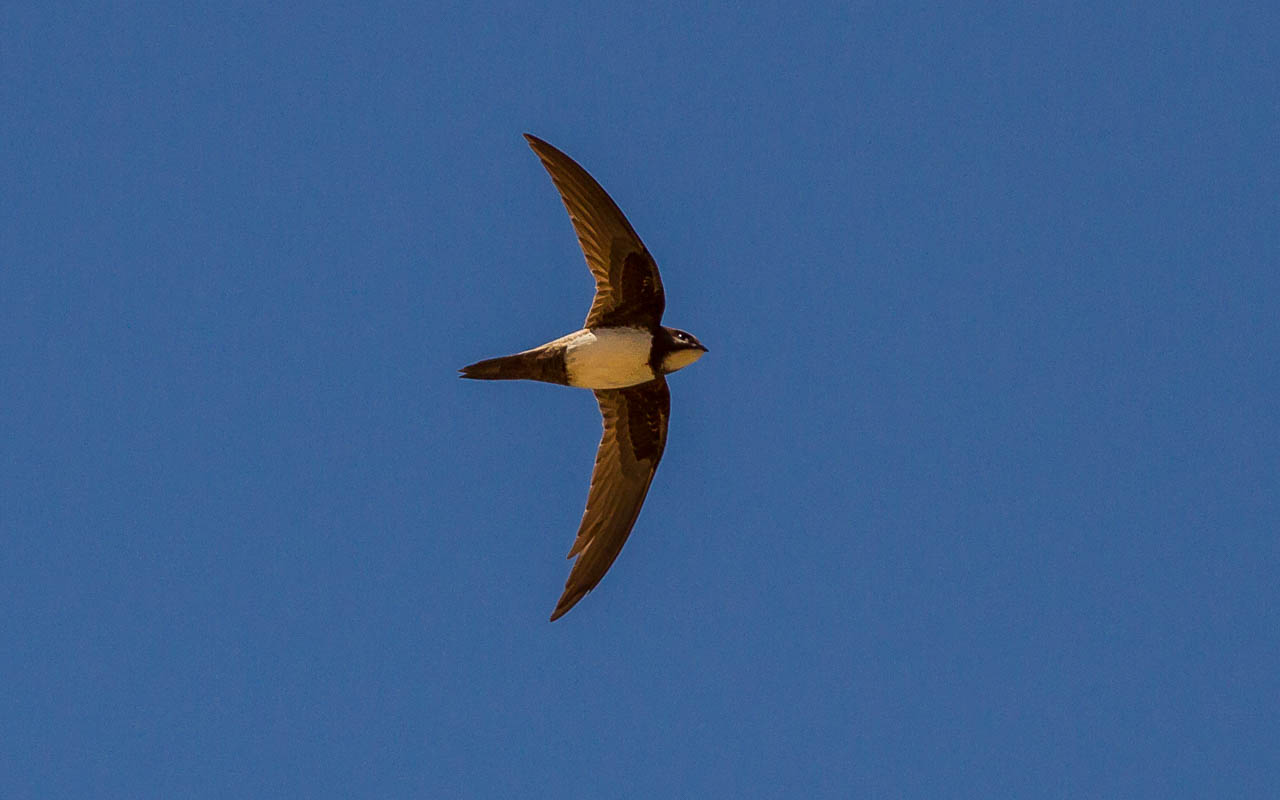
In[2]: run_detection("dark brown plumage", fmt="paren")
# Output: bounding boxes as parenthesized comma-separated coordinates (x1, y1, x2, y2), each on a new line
(458, 347, 569, 385)
(523, 135, 666, 330)
(551, 377, 670, 621)
(462, 135, 705, 621)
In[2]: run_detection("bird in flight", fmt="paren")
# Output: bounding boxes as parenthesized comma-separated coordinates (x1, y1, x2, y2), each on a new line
(460, 134, 707, 621)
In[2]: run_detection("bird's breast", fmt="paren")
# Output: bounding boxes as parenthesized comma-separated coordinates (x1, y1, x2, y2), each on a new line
(562, 327, 656, 389)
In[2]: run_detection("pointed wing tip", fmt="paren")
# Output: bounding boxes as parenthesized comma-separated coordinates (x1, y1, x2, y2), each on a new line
(549, 587, 588, 622)
(524, 134, 565, 163)
(548, 602, 571, 622)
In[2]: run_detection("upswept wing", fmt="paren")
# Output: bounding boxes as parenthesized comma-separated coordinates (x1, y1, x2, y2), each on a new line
(550, 377, 670, 621)
(524, 134, 665, 329)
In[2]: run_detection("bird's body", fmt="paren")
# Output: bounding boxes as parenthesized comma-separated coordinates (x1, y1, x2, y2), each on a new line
(563, 326, 657, 389)
(461, 325, 699, 390)
(460, 134, 706, 621)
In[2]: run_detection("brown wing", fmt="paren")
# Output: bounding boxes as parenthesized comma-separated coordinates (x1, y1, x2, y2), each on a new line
(524, 134, 666, 329)
(550, 377, 671, 621)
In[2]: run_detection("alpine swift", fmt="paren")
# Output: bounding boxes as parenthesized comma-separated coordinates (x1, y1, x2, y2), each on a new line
(460, 134, 707, 621)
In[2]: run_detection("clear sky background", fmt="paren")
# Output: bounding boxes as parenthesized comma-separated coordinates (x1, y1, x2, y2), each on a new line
(3, 3, 1277, 797)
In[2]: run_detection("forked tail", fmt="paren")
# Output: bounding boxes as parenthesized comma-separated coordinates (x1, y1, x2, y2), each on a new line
(458, 347, 569, 385)
(458, 353, 533, 380)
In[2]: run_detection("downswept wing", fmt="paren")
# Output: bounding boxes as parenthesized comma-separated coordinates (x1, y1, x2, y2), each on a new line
(524, 134, 665, 329)
(550, 377, 671, 621)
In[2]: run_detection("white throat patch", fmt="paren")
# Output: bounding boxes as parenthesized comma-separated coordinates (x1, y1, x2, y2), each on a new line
(661, 347, 704, 374)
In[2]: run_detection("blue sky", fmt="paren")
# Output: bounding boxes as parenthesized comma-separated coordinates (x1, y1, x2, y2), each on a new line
(3, 2, 1277, 797)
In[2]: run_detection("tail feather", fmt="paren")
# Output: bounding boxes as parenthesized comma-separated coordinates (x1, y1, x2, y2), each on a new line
(458, 353, 533, 381)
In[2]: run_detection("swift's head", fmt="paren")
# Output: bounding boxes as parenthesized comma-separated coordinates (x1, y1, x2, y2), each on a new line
(658, 327, 708, 374)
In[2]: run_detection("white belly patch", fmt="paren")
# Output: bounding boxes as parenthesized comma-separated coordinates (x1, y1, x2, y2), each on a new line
(562, 327, 655, 389)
